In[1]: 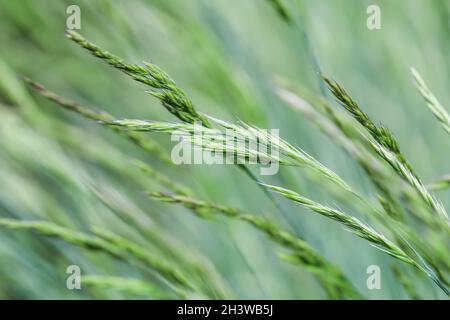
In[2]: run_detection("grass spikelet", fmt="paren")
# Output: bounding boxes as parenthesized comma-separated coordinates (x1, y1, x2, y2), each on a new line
(323, 77, 415, 175)
(369, 138, 449, 223)
(0, 218, 199, 297)
(132, 159, 191, 196)
(63, 31, 293, 226)
(90, 227, 193, 292)
(264, 183, 449, 294)
(411, 67, 450, 135)
(82, 275, 172, 299)
(210, 116, 354, 192)
(105, 118, 354, 193)
(90, 186, 230, 299)
(276, 84, 407, 220)
(0, 218, 123, 256)
(66, 29, 330, 248)
(149, 191, 360, 299)
(65, 30, 210, 127)
(262, 185, 414, 264)
(24, 77, 171, 164)
(324, 77, 449, 223)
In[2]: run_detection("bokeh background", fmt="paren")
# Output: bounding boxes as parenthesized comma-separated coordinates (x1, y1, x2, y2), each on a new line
(0, 0, 449, 299)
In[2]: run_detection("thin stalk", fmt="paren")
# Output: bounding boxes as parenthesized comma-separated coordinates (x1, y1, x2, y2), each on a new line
(411, 67, 450, 135)
(149, 191, 361, 299)
(24, 78, 171, 164)
(263, 183, 449, 295)
(324, 77, 449, 222)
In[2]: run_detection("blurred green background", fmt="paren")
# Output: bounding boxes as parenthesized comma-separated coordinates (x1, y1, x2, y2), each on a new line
(0, 0, 449, 299)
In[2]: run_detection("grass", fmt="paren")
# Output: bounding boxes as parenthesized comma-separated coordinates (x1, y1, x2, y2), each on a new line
(0, 0, 449, 300)
(0, 218, 196, 298)
(24, 30, 449, 296)
(149, 191, 360, 298)
(81, 275, 172, 299)
(411, 68, 450, 136)
(65, 30, 211, 127)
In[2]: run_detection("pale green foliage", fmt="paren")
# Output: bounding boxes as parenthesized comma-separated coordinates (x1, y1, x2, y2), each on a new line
(66, 30, 211, 127)
(1, 1, 449, 299)
(149, 191, 360, 299)
(105, 118, 353, 193)
(24, 77, 172, 164)
(411, 68, 450, 135)
(82, 275, 172, 298)
(0, 218, 219, 298)
(262, 184, 448, 293)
